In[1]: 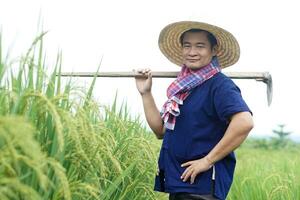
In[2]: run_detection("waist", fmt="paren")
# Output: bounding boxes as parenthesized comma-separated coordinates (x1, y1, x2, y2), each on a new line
(169, 192, 219, 200)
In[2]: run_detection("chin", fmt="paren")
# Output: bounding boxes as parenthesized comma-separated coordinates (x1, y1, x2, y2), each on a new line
(186, 64, 203, 70)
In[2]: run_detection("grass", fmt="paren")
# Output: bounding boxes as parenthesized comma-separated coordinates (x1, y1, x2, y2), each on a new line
(228, 148, 300, 200)
(0, 31, 299, 200)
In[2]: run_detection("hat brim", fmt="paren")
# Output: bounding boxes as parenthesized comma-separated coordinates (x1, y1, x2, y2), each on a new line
(158, 21, 240, 68)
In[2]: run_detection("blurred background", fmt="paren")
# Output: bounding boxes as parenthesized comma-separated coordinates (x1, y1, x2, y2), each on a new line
(1, 0, 299, 141)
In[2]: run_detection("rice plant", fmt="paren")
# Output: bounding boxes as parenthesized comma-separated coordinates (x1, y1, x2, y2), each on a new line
(227, 148, 300, 200)
(0, 31, 164, 200)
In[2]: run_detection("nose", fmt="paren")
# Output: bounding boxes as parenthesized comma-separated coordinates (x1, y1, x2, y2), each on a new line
(188, 46, 197, 56)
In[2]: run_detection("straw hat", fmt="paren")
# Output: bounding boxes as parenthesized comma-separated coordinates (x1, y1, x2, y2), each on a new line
(158, 21, 240, 68)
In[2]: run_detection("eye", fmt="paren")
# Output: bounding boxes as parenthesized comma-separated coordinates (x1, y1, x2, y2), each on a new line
(182, 43, 191, 48)
(196, 45, 205, 48)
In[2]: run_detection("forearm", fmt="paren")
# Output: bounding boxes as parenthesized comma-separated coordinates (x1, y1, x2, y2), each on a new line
(141, 92, 165, 139)
(205, 112, 254, 164)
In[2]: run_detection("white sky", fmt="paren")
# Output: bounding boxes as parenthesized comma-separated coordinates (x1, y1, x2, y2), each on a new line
(1, 0, 299, 140)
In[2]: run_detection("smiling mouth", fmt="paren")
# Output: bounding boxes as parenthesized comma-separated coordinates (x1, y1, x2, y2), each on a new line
(187, 59, 199, 62)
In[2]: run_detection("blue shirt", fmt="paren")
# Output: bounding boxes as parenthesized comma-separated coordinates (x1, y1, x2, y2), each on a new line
(154, 72, 251, 200)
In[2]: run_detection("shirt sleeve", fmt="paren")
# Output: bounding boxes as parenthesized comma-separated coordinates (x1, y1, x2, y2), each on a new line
(214, 78, 252, 122)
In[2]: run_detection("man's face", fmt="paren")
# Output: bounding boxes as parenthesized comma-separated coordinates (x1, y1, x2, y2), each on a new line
(181, 31, 216, 70)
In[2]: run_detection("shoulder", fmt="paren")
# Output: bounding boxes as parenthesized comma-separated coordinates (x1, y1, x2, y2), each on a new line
(212, 73, 252, 120)
(211, 72, 240, 92)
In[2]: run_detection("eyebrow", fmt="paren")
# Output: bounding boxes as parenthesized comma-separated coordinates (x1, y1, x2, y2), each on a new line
(196, 42, 206, 45)
(182, 41, 207, 45)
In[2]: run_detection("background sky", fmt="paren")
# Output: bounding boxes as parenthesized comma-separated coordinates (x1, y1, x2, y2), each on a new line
(1, 0, 299, 140)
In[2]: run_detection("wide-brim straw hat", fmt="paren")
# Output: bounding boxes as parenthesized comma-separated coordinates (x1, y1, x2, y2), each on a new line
(158, 21, 240, 68)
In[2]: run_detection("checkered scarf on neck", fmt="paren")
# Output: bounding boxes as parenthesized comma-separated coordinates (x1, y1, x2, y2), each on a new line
(160, 57, 221, 130)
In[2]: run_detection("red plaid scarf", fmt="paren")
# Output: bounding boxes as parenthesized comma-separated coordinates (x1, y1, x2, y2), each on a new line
(161, 57, 221, 130)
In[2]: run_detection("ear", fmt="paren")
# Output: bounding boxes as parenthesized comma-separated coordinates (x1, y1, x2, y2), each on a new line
(212, 45, 218, 56)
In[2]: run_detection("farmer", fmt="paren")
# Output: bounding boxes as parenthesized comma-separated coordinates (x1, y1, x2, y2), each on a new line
(134, 21, 253, 200)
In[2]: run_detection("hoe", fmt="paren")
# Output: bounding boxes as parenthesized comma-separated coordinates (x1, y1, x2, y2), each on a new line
(59, 71, 273, 106)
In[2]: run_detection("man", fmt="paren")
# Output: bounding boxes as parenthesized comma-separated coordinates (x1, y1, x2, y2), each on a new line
(135, 21, 253, 200)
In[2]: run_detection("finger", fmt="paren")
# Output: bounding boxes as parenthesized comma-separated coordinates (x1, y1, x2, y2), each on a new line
(182, 168, 193, 182)
(180, 163, 193, 179)
(140, 70, 151, 78)
(133, 69, 141, 75)
(136, 68, 143, 73)
(143, 71, 151, 77)
(181, 166, 192, 181)
(180, 169, 188, 179)
(181, 165, 191, 179)
(181, 161, 192, 167)
(190, 173, 197, 184)
(134, 69, 149, 78)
